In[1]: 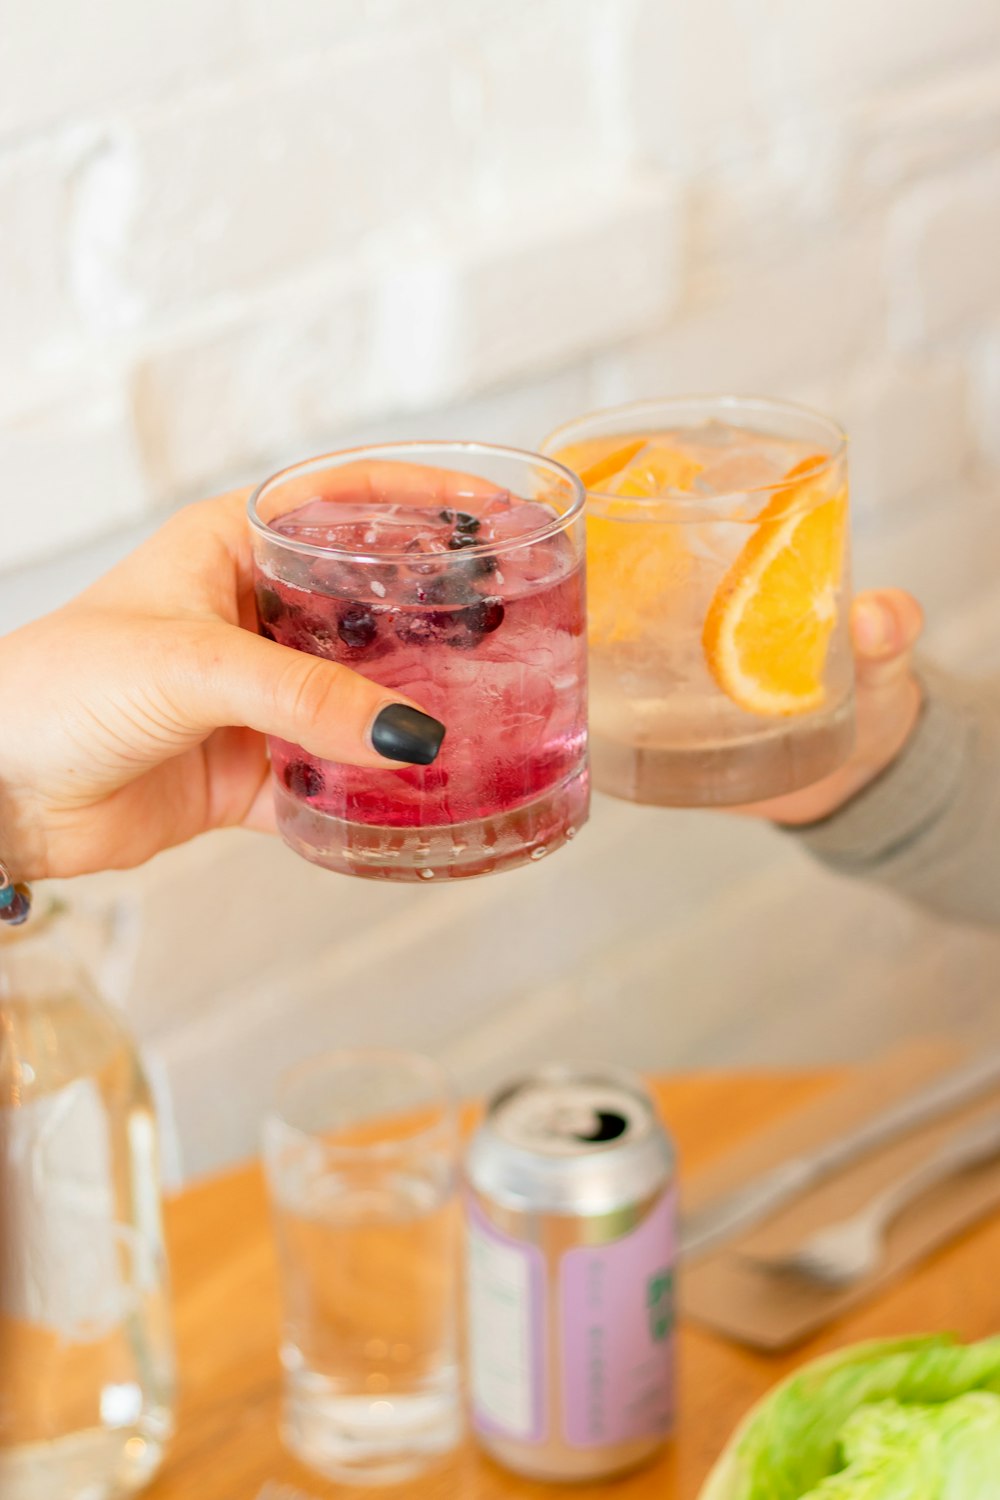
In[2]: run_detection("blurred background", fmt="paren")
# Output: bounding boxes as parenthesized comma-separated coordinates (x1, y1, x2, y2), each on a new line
(3, 0, 1000, 1185)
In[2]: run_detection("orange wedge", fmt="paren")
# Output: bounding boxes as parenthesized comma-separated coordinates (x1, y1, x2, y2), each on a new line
(586, 511, 690, 646)
(760, 454, 835, 517)
(576, 438, 646, 491)
(703, 462, 847, 716)
(553, 434, 708, 647)
(557, 438, 702, 647)
(549, 436, 646, 492)
(614, 442, 703, 497)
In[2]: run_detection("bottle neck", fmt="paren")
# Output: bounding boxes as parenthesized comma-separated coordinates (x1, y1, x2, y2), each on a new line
(1, 924, 130, 1106)
(0, 919, 95, 1002)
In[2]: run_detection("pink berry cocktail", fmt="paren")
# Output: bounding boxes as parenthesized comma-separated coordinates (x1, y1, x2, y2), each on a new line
(248, 443, 589, 880)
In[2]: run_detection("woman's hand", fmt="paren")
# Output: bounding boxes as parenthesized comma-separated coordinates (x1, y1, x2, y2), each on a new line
(736, 588, 925, 825)
(0, 486, 445, 881)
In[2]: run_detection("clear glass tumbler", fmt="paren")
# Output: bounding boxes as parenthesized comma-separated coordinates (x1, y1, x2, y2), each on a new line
(248, 442, 589, 880)
(262, 1050, 461, 1486)
(544, 397, 854, 806)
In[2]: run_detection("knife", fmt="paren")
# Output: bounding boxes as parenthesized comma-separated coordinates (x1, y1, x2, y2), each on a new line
(680, 1048, 1000, 1260)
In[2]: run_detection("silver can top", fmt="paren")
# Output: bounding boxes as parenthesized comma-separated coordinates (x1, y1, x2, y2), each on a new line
(491, 1075, 653, 1156)
(466, 1065, 673, 1215)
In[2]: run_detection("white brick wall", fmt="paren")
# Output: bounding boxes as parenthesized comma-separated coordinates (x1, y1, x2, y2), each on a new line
(888, 153, 1000, 348)
(770, 0, 1000, 105)
(0, 0, 246, 141)
(835, 358, 969, 518)
(367, 178, 679, 409)
(1, 385, 150, 562)
(4, 0, 1000, 566)
(4, 1, 1000, 1180)
(971, 324, 1000, 468)
(0, 143, 82, 398)
(590, 218, 887, 404)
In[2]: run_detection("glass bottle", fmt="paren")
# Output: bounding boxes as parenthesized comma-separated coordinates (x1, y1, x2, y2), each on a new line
(0, 905, 175, 1499)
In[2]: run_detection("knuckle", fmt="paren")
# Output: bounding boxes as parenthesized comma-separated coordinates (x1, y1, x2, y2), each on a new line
(278, 654, 357, 732)
(176, 618, 224, 670)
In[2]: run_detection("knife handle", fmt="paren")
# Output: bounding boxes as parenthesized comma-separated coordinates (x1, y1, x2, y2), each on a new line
(809, 1049, 1000, 1179)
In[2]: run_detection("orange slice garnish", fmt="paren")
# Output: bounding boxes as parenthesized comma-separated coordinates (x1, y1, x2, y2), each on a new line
(586, 443, 702, 643)
(758, 454, 835, 519)
(576, 439, 646, 491)
(613, 442, 703, 497)
(703, 460, 847, 716)
(586, 511, 690, 646)
(553, 437, 701, 647)
(550, 436, 647, 493)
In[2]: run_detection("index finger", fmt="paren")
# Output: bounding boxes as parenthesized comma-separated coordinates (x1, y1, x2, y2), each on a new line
(92, 454, 508, 617)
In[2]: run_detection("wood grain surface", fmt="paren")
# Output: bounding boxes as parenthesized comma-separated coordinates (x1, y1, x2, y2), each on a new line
(146, 1069, 1000, 1500)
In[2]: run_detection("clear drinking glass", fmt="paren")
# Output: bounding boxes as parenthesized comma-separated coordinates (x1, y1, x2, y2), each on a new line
(262, 1050, 461, 1486)
(544, 397, 854, 806)
(248, 442, 589, 880)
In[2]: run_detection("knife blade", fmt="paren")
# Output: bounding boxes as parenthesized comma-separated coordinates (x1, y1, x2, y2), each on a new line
(680, 1047, 1000, 1260)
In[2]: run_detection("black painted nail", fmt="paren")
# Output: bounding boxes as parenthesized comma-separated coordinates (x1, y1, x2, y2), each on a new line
(371, 704, 446, 765)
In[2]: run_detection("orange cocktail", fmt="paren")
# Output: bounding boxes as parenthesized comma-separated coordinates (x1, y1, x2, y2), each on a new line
(545, 397, 853, 806)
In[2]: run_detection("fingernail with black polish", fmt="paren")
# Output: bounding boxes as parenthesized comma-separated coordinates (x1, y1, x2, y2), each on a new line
(371, 704, 446, 765)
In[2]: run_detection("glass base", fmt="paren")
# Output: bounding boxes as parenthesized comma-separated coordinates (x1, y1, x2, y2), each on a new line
(0, 1419, 171, 1500)
(274, 763, 589, 880)
(591, 701, 855, 807)
(282, 1383, 461, 1486)
(475, 1428, 665, 1484)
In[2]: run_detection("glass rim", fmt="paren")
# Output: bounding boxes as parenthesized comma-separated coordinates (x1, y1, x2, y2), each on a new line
(265, 1047, 457, 1159)
(246, 439, 586, 564)
(541, 394, 848, 506)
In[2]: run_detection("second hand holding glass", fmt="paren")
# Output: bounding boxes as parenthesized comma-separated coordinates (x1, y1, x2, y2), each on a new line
(545, 396, 854, 807)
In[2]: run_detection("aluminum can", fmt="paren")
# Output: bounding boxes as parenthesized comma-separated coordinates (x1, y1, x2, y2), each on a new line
(464, 1065, 676, 1481)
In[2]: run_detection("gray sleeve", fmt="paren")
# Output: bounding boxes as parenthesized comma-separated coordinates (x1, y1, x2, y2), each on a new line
(788, 666, 1000, 927)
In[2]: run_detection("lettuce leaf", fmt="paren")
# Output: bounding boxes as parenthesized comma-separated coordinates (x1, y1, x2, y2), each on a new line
(799, 1393, 1000, 1498)
(711, 1335, 1000, 1500)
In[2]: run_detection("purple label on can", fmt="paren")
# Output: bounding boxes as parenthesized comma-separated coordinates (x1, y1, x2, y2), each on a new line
(560, 1189, 676, 1447)
(467, 1196, 547, 1442)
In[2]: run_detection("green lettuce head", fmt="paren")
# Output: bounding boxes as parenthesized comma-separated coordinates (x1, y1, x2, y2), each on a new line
(699, 1335, 1000, 1500)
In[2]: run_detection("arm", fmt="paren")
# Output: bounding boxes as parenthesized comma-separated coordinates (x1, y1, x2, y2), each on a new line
(790, 665, 1000, 928)
(744, 590, 1000, 928)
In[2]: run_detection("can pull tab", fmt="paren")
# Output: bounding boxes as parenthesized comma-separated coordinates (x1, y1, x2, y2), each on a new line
(548, 1110, 626, 1140)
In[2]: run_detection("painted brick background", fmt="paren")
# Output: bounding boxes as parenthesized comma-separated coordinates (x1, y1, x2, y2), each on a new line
(3, 0, 1000, 1182)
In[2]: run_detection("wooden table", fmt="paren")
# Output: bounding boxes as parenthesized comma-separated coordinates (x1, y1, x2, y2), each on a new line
(147, 1070, 1000, 1500)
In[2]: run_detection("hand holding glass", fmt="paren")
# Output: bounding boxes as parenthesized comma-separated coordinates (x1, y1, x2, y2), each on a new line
(545, 397, 853, 806)
(249, 443, 588, 880)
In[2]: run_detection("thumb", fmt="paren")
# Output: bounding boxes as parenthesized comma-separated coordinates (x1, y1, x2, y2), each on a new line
(850, 589, 924, 691)
(179, 622, 446, 768)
